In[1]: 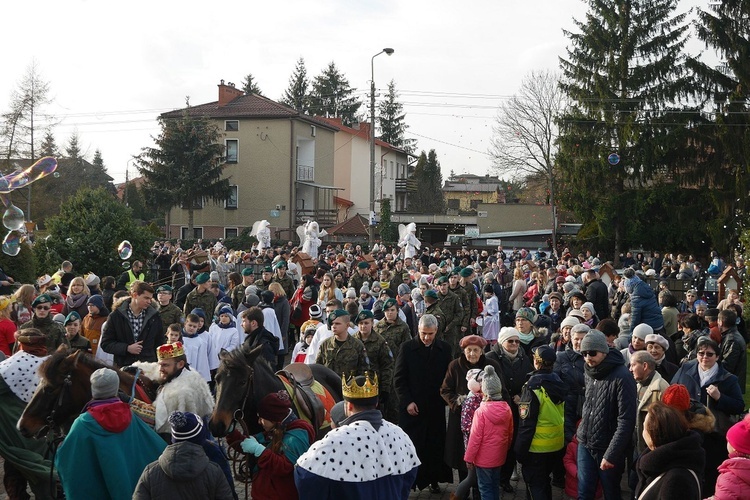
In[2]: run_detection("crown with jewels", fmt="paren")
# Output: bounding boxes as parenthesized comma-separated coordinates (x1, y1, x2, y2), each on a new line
(342, 372, 379, 400)
(157, 341, 185, 360)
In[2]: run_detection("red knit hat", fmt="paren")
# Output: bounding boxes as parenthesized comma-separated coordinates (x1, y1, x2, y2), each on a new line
(662, 384, 691, 412)
(258, 391, 292, 422)
(727, 414, 750, 455)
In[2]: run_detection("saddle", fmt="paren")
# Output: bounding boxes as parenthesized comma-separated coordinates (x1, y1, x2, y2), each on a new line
(277, 363, 325, 433)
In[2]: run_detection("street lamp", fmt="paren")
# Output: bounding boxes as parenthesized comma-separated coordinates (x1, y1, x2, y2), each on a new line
(369, 47, 394, 250)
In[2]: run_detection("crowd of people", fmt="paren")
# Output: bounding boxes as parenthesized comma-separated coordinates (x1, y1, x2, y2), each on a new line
(0, 240, 748, 499)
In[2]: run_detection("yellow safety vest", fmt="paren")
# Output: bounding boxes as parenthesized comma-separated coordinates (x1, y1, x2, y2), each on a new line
(529, 386, 565, 453)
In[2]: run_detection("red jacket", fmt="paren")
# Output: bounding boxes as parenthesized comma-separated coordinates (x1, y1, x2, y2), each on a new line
(463, 400, 513, 468)
(714, 455, 750, 500)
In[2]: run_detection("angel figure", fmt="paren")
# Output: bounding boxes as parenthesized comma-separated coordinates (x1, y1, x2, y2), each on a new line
(398, 223, 421, 259)
(250, 220, 271, 251)
(296, 220, 327, 259)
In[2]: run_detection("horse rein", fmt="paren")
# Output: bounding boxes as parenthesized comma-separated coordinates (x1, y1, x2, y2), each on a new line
(45, 373, 72, 497)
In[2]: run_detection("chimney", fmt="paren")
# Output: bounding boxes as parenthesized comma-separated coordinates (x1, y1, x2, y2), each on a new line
(218, 80, 243, 107)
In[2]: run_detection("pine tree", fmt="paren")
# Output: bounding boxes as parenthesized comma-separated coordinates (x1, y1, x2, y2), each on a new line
(281, 57, 310, 113)
(39, 129, 59, 157)
(378, 80, 415, 153)
(91, 149, 115, 194)
(241, 73, 263, 95)
(137, 107, 231, 234)
(557, 0, 692, 259)
(65, 132, 83, 161)
(309, 62, 362, 127)
(409, 150, 445, 214)
(378, 198, 397, 243)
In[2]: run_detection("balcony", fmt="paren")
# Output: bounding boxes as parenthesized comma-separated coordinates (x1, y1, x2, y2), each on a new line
(297, 163, 314, 181)
(295, 208, 338, 227)
(395, 177, 417, 193)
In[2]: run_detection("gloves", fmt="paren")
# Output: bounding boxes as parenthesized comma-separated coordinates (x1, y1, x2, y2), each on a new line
(240, 436, 266, 457)
(456, 394, 467, 407)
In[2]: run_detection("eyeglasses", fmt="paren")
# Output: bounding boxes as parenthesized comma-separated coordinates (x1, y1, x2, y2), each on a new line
(35, 306, 50, 311)
(504, 339, 520, 344)
(696, 351, 716, 358)
(581, 351, 600, 358)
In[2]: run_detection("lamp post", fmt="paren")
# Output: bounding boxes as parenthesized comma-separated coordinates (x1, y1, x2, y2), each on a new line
(369, 47, 394, 250)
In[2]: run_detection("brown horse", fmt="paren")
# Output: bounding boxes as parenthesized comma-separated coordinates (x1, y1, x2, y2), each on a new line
(209, 344, 342, 439)
(18, 346, 158, 438)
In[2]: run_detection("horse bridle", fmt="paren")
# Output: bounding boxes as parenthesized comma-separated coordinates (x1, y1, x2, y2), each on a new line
(46, 373, 73, 436)
(228, 368, 253, 436)
(45, 373, 72, 497)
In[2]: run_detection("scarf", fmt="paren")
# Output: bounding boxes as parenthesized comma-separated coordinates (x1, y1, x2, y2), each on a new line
(518, 330, 535, 345)
(341, 408, 383, 431)
(501, 346, 518, 360)
(66, 292, 88, 310)
(698, 362, 719, 387)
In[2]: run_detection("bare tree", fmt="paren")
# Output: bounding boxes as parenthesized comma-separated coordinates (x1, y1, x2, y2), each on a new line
(490, 69, 567, 252)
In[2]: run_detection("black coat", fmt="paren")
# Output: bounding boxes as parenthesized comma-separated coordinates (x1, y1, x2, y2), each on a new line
(635, 431, 705, 500)
(100, 300, 165, 367)
(553, 345, 586, 441)
(584, 278, 610, 320)
(394, 337, 453, 489)
(242, 326, 278, 366)
(576, 348, 637, 466)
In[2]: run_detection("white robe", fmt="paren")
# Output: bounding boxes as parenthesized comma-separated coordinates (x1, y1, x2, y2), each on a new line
(153, 368, 214, 434)
(182, 333, 211, 382)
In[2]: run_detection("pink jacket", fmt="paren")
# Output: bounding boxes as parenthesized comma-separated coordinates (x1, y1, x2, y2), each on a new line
(463, 399, 513, 468)
(713, 456, 750, 500)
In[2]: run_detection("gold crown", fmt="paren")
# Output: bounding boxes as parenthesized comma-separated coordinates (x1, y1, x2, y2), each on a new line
(157, 341, 185, 360)
(342, 372, 379, 400)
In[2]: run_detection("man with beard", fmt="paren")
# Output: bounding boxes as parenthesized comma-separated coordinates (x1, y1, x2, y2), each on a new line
(393, 314, 453, 493)
(19, 294, 68, 353)
(152, 341, 214, 438)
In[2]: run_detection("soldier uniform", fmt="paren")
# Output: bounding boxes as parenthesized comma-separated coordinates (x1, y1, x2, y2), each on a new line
(424, 294, 447, 341)
(354, 310, 396, 421)
(272, 261, 295, 298)
(459, 268, 479, 333)
(437, 279, 463, 357)
(349, 262, 370, 294)
(158, 303, 183, 334)
(448, 278, 470, 333)
(374, 316, 411, 361)
(316, 334, 369, 378)
(182, 273, 217, 317)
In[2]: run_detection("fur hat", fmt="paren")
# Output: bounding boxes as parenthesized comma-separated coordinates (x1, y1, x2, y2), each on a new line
(580, 330, 609, 354)
(481, 365, 503, 401)
(90, 368, 119, 399)
(169, 411, 206, 444)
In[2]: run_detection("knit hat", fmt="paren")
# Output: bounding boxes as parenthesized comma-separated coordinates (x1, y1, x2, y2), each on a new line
(481, 365, 503, 401)
(169, 411, 206, 444)
(210, 271, 220, 283)
(498, 327, 521, 345)
(308, 304, 323, 320)
(245, 285, 259, 297)
(84, 273, 100, 286)
(727, 414, 750, 455)
(218, 305, 234, 317)
(662, 384, 691, 412)
(360, 282, 370, 295)
(560, 316, 581, 329)
(346, 288, 357, 299)
(397, 284, 411, 296)
(516, 307, 537, 323)
(632, 323, 653, 340)
(90, 368, 119, 399)
(330, 401, 346, 427)
(258, 391, 292, 422)
(52, 314, 65, 325)
(580, 302, 596, 316)
(459, 335, 487, 350)
(645, 333, 669, 351)
(568, 310, 585, 322)
(86, 294, 105, 311)
(533, 345, 556, 364)
(244, 294, 260, 307)
(64, 311, 81, 326)
(411, 288, 423, 302)
(466, 368, 484, 394)
(562, 282, 576, 293)
(190, 308, 206, 320)
(580, 330, 609, 354)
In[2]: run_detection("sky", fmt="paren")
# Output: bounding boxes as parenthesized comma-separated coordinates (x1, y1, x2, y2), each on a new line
(1, 0, 716, 184)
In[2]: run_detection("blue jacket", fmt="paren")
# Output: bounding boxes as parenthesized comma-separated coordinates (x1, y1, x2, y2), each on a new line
(671, 360, 745, 419)
(626, 276, 663, 330)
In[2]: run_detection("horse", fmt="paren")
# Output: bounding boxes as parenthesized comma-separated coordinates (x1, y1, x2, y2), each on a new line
(18, 346, 159, 439)
(209, 344, 343, 439)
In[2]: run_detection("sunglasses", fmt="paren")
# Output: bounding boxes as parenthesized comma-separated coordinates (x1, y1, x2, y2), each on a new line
(696, 351, 716, 358)
(504, 339, 520, 344)
(581, 350, 600, 358)
(35, 306, 50, 311)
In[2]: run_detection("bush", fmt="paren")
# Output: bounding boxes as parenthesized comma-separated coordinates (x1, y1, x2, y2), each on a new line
(0, 240, 37, 286)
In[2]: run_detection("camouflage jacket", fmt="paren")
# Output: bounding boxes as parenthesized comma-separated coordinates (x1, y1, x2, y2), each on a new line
(315, 334, 369, 378)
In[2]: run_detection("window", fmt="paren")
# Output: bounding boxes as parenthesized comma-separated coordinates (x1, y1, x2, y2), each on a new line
(226, 139, 238, 163)
(225, 185, 238, 209)
(225, 120, 239, 131)
(225, 227, 238, 239)
(447, 199, 460, 209)
(470, 199, 482, 209)
(181, 197, 203, 209)
(390, 161, 395, 179)
(181, 227, 203, 240)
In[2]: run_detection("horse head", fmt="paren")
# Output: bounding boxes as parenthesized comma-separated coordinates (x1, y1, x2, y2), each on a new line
(18, 346, 96, 438)
(209, 344, 265, 437)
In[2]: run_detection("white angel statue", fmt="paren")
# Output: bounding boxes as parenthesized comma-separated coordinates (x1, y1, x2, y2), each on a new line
(296, 220, 327, 259)
(250, 220, 271, 251)
(398, 223, 421, 259)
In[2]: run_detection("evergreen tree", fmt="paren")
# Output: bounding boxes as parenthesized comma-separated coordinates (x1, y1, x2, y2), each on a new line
(39, 129, 59, 157)
(91, 149, 116, 194)
(556, 0, 692, 260)
(309, 62, 362, 127)
(409, 150, 445, 214)
(241, 73, 263, 95)
(378, 80, 415, 153)
(65, 132, 83, 161)
(137, 106, 231, 234)
(378, 197, 397, 243)
(281, 57, 310, 113)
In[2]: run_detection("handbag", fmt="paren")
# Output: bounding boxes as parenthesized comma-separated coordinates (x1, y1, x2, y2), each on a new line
(637, 468, 700, 500)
